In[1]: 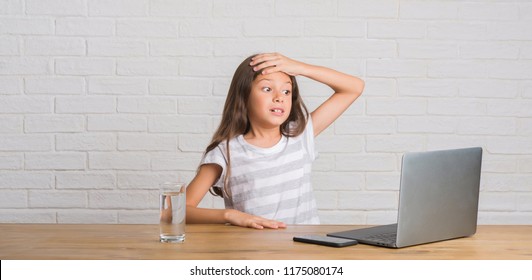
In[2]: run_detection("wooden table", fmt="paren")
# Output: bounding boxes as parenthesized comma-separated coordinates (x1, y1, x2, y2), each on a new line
(1, 224, 531, 260)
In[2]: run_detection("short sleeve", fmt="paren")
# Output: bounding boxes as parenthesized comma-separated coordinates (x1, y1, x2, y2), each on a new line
(200, 145, 227, 189)
(303, 116, 317, 161)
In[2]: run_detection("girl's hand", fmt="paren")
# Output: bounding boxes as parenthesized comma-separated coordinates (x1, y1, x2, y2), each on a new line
(250, 53, 308, 76)
(224, 209, 287, 230)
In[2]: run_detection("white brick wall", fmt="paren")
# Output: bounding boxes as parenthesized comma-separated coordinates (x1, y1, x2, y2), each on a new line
(1, 0, 531, 225)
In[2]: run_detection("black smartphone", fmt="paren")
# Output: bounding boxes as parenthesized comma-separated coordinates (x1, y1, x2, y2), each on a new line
(293, 235, 358, 247)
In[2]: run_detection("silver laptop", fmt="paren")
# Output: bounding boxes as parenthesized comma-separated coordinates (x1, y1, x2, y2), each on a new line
(328, 147, 483, 248)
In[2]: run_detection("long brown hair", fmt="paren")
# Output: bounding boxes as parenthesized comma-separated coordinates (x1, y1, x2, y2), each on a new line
(205, 54, 309, 197)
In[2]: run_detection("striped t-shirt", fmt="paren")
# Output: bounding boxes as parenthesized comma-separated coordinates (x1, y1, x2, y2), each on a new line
(200, 118, 319, 224)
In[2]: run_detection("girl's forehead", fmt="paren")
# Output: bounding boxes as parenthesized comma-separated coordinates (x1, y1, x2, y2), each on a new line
(253, 72, 292, 84)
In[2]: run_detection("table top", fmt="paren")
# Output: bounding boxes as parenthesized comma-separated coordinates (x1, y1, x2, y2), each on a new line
(1, 224, 531, 260)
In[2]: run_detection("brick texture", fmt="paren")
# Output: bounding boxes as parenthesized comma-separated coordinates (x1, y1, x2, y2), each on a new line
(0, 0, 530, 225)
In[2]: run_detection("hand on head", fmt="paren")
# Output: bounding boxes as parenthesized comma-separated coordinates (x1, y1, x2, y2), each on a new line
(250, 53, 308, 77)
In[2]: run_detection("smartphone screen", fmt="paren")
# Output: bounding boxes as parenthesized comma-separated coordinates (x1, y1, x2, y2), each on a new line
(293, 235, 358, 247)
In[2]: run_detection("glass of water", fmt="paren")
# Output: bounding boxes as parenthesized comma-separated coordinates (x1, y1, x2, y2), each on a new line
(159, 182, 186, 243)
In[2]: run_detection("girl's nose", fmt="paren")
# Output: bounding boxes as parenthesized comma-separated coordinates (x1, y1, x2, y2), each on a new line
(273, 92, 284, 103)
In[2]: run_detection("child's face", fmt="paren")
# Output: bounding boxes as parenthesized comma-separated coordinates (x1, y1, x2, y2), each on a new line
(247, 72, 293, 129)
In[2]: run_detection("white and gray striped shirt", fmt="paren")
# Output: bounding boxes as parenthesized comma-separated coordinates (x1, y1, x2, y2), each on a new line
(201, 118, 319, 224)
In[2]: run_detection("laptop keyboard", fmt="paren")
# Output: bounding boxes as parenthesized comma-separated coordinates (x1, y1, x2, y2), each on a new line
(364, 232, 397, 244)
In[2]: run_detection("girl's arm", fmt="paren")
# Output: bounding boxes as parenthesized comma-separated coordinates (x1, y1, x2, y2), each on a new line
(186, 164, 286, 229)
(250, 53, 365, 136)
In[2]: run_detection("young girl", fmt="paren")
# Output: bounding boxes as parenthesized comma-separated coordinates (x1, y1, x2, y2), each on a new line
(186, 53, 364, 229)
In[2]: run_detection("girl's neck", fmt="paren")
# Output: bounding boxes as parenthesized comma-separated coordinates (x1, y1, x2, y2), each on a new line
(243, 127, 282, 148)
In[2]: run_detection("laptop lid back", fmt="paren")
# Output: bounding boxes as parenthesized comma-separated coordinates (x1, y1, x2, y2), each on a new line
(395, 147, 482, 248)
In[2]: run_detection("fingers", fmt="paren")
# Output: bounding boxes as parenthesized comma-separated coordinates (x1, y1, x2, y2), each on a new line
(250, 53, 281, 66)
(250, 53, 305, 76)
(248, 218, 286, 230)
(226, 208, 287, 230)
(250, 53, 285, 74)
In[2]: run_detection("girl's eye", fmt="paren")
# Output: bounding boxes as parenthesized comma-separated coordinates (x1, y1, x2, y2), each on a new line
(262, 87, 272, 92)
(282, 90, 291, 95)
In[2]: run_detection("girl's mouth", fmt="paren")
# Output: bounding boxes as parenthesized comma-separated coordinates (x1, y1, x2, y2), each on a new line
(270, 108, 284, 113)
